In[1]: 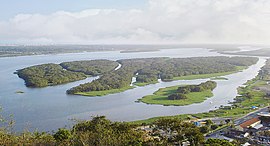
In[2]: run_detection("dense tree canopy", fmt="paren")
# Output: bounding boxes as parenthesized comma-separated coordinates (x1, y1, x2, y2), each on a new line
(67, 57, 257, 94)
(177, 81, 217, 94)
(16, 57, 258, 92)
(17, 59, 119, 88)
(60, 59, 119, 75)
(17, 64, 87, 87)
(167, 81, 217, 100)
(168, 93, 187, 100)
(0, 115, 239, 146)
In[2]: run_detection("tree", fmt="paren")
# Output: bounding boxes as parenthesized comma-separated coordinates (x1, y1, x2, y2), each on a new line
(205, 119, 213, 126)
(225, 119, 231, 124)
(205, 138, 235, 146)
(210, 124, 218, 130)
(245, 92, 253, 101)
(53, 128, 71, 142)
(199, 126, 209, 134)
(168, 93, 187, 100)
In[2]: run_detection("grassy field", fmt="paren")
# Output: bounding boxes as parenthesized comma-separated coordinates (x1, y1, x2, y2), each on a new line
(132, 76, 269, 124)
(139, 85, 213, 106)
(75, 86, 135, 96)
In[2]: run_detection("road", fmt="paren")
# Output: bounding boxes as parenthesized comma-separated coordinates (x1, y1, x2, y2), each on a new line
(234, 106, 270, 125)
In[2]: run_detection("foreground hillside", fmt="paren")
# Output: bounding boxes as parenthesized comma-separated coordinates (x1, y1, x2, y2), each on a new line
(0, 116, 237, 146)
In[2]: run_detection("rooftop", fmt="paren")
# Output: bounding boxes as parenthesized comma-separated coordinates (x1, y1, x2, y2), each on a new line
(240, 117, 261, 128)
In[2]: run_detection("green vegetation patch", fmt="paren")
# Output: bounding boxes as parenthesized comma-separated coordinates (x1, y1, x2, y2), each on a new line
(60, 59, 119, 75)
(75, 86, 134, 96)
(68, 57, 257, 96)
(133, 72, 269, 125)
(17, 63, 87, 87)
(133, 81, 159, 86)
(172, 66, 246, 81)
(139, 85, 213, 106)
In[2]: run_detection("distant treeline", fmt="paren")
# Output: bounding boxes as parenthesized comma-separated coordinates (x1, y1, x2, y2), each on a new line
(0, 45, 179, 57)
(168, 81, 217, 100)
(67, 57, 258, 94)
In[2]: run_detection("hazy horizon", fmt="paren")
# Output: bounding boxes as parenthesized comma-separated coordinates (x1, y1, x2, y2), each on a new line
(1, 0, 270, 45)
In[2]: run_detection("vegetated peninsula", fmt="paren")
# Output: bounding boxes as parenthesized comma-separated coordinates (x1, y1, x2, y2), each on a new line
(139, 81, 217, 106)
(16, 60, 118, 87)
(16, 64, 87, 87)
(67, 56, 258, 96)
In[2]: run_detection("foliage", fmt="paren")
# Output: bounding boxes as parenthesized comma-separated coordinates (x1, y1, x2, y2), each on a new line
(177, 81, 217, 94)
(17, 63, 87, 87)
(139, 85, 213, 106)
(258, 130, 270, 137)
(153, 118, 205, 146)
(205, 138, 236, 146)
(211, 124, 219, 130)
(0, 116, 222, 146)
(71, 116, 145, 146)
(168, 93, 187, 100)
(168, 81, 217, 100)
(199, 126, 209, 134)
(68, 56, 257, 95)
(134, 60, 270, 126)
(53, 128, 71, 142)
(60, 59, 119, 75)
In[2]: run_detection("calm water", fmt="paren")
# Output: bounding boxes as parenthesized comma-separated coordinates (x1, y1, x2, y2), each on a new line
(0, 48, 266, 131)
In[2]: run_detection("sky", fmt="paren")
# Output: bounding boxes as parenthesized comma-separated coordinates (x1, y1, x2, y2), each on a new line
(1, 0, 270, 45)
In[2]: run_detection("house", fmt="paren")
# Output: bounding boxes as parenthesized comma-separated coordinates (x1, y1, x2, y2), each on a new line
(236, 117, 261, 131)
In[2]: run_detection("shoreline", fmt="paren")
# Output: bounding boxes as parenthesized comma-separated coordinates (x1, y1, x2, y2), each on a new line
(131, 75, 268, 125)
(76, 65, 247, 97)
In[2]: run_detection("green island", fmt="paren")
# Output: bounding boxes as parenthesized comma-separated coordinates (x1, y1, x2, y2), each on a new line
(132, 59, 270, 125)
(16, 60, 118, 87)
(68, 57, 257, 96)
(16, 63, 87, 87)
(139, 81, 216, 106)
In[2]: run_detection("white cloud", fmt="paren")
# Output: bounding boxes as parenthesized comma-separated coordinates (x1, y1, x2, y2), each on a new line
(1, 0, 270, 44)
